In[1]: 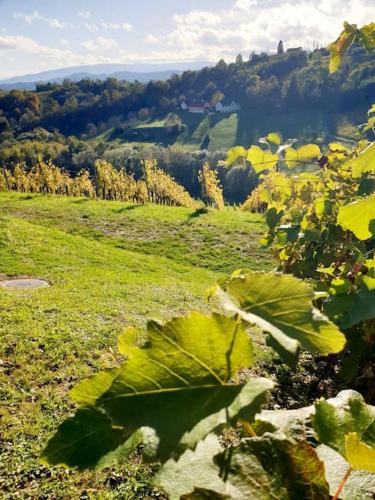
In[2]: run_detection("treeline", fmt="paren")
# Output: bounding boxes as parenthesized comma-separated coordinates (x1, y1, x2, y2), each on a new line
(0, 158, 225, 209)
(0, 45, 374, 137)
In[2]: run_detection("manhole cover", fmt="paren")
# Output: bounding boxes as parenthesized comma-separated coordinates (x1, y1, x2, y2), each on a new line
(0, 279, 49, 290)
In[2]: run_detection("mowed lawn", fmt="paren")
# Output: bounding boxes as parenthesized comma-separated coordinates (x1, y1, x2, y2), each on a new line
(0, 192, 273, 498)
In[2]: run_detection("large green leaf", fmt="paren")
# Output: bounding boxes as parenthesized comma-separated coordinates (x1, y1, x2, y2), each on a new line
(246, 146, 278, 173)
(256, 391, 375, 498)
(158, 432, 329, 499)
(349, 142, 375, 178)
(42, 312, 274, 468)
(216, 272, 346, 366)
(341, 289, 375, 328)
(156, 433, 233, 499)
(337, 194, 375, 240)
(312, 394, 375, 460)
(285, 144, 321, 168)
(329, 22, 358, 73)
(216, 434, 329, 499)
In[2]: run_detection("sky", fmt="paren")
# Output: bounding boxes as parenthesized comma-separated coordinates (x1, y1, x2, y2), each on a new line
(0, 0, 374, 79)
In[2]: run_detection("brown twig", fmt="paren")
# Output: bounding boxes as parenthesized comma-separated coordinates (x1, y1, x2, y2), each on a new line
(332, 466, 352, 500)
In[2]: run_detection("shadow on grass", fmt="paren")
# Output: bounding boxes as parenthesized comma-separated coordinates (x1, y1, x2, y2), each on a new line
(71, 198, 90, 204)
(184, 207, 209, 224)
(19, 195, 35, 201)
(112, 204, 141, 214)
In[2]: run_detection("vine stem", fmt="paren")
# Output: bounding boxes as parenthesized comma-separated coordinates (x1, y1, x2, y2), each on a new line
(332, 466, 352, 500)
(239, 418, 257, 437)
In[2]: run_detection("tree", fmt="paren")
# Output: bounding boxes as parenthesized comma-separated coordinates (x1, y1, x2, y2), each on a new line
(236, 54, 244, 65)
(211, 90, 225, 106)
(63, 95, 78, 113)
(0, 115, 10, 134)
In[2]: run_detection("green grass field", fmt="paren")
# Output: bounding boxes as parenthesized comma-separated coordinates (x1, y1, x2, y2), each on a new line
(89, 107, 364, 153)
(0, 192, 273, 498)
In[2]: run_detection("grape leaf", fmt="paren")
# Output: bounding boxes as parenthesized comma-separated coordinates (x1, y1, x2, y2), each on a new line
(341, 290, 375, 329)
(358, 23, 375, 50)
(328, 22, 358, 73)
(337, 194, 375, 240)
(156, 433, 233, 499)
(266, 132, 281, 146)
(41, 408, 128, 469)
(285, 144, 321, 168)
(246, 146, 278, 173)
(216, 272, 346, 366)
(255, 392, 375, 498)
(158, 433, 329, 499)
(345, 433, 375, 473)
(349, 142, 375, 178)
(42, 312, 274, 468)
(226, 146, 247, 167)
(215, 434, 329, 499)
(312, 394, 375, 460)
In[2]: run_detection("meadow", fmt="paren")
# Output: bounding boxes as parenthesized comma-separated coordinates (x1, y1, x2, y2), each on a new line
(0, 192, 273, 498)
(94, 107, 361, 153)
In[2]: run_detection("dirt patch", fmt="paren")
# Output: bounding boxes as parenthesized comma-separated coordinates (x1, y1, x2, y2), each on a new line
(0, 278, 49, 290)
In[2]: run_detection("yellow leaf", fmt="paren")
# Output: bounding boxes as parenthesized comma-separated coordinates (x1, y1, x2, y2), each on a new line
(345, 433, 375, 472)
(246, 146, 278, 173)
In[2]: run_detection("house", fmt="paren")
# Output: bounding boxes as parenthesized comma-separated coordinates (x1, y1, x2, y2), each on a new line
(181, 101, 212, 113)
(286, 47, 303, 55)
(215, 101, 241, 113)
(180, 99, 241, 114)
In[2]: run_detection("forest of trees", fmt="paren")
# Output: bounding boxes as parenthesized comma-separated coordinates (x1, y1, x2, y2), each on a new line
(1, 44, 374, 138)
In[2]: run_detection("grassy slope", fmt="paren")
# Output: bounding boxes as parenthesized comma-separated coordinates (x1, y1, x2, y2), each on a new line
(91, 107, 363, 152)
(0, 192, 272, 498)
(208, 113, 239, 151)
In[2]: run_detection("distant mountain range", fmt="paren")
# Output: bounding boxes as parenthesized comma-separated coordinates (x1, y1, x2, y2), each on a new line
(0, 62, 211, 91)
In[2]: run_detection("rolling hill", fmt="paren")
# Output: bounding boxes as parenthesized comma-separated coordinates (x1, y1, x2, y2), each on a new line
(0, 192, 272, 496)
(0, 61, 211, 90)
(97, 106, 362, 152)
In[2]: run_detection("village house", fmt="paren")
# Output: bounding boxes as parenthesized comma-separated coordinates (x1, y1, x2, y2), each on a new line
(180, 101, 212, 113)
(181, 100, 241, 114)
(215, 101, 241, 113)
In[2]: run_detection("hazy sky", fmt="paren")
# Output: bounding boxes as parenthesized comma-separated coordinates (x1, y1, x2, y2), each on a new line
(0, 0, 374, 78)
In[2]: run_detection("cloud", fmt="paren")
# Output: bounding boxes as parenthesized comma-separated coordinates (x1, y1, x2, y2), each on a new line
(84, 19, 133, 33)
(146, 0, 375, 62)
(85, 22, 99, 33)
(101, 21, 133, 32)
(173, 11, 221, 26)
(3, 0, 375, 78)
(78, 10, 91, 19)
(82, 36, 118, 51)
(145, 34, 160, 44)
(0, 34, 113, 78)
(14, 10, 66, 29)
(234, 0, 258, 10)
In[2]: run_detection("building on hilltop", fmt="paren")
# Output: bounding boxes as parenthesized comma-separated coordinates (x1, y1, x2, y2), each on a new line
(277, 40, 284, 55)
(180, 101, 211, 113)
(215, 101, 241, 113)
(180, 100, 241, 114)
(286, 47, 303, 55)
